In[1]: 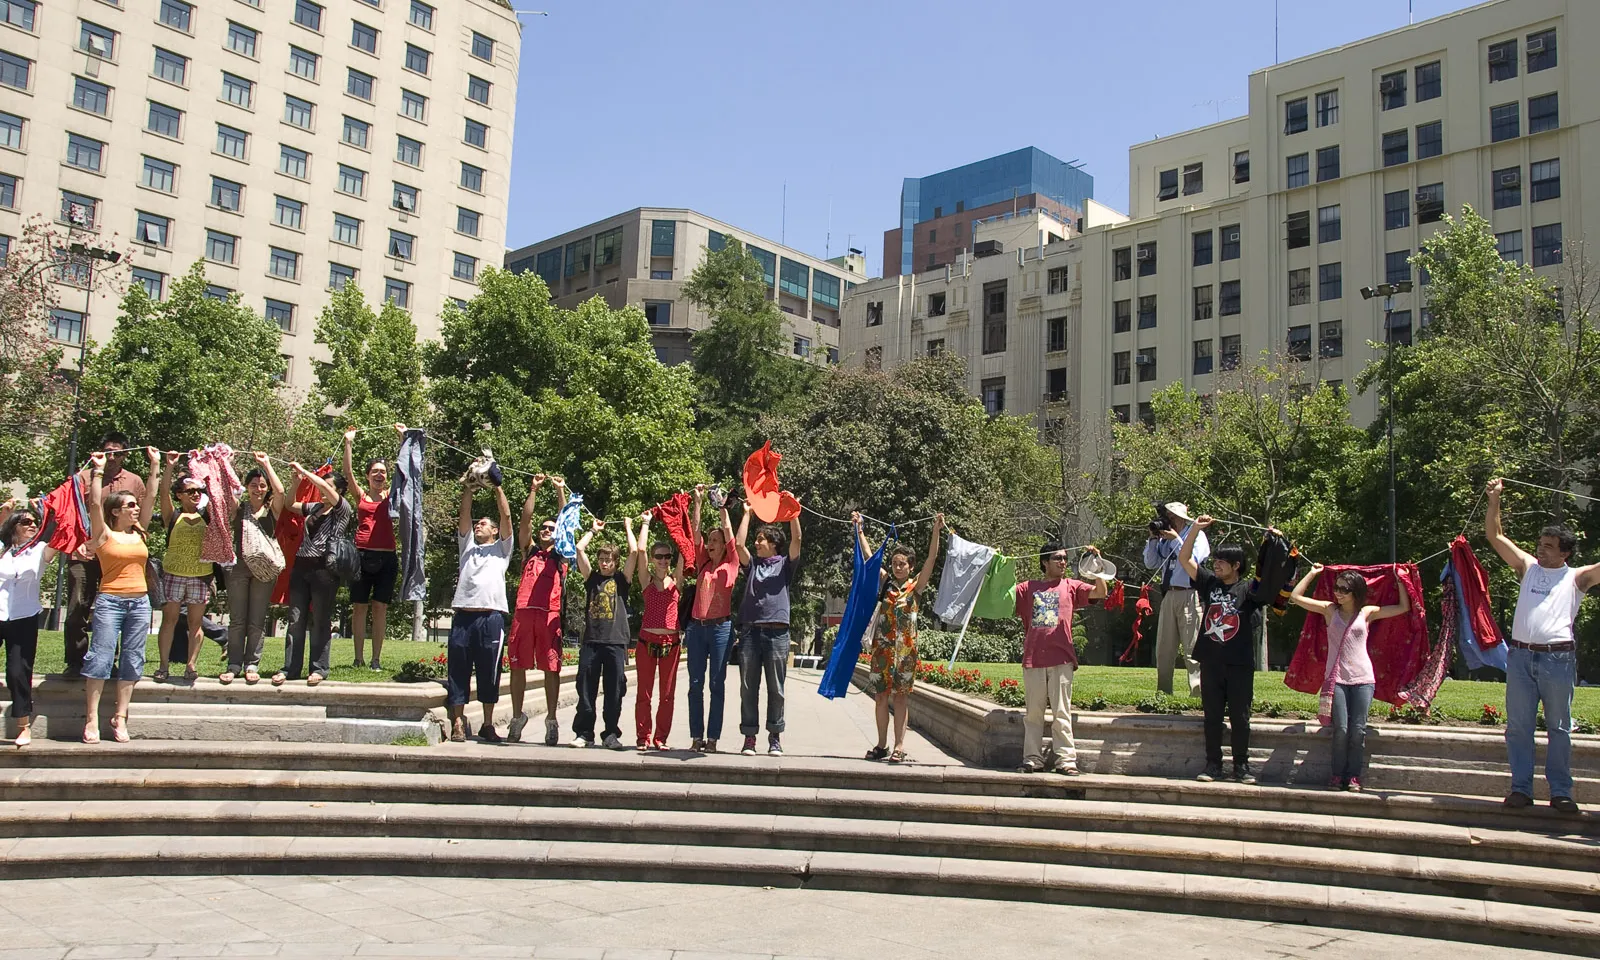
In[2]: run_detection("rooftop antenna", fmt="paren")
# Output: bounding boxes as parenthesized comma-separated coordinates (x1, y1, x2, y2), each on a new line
(1410, 0, 1415, 25)
(1274, 0, 1279, 64)
(781, 182, 787, 245)
(826, 197, 832, 258)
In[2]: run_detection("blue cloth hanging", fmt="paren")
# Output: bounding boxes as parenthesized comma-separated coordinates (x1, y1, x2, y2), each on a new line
(553, 493, 584, 562)
(819, 532, 887, 700)
(1447, 559, 1506, 672)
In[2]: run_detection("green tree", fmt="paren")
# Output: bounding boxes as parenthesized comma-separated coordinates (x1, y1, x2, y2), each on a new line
(683, 239, 817, 480)
(301, 282, 427, 468)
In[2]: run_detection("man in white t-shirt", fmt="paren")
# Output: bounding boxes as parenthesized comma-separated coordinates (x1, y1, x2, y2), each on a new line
(446, 463, 514, 744)
(1485, 479, 1599, 814)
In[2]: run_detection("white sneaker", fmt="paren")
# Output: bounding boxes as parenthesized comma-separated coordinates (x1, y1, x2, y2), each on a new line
(507, 713, 529, 743)
(568, 736, 592, 749)
(544, 716, 560, 746)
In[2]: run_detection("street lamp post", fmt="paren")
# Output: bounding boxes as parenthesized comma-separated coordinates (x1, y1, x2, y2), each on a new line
(1359, 280, 1413, 565)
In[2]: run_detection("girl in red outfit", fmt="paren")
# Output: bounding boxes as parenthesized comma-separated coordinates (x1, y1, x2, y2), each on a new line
(342, 426, 403, 670)
(634, 510, 684, 750)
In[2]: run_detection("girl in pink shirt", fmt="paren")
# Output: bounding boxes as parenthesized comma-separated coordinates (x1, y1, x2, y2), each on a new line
(685, 484, 739, 752)
(634, 511, 684, 750)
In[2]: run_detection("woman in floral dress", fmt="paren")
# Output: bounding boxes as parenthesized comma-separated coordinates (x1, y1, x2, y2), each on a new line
(854, 511, 944, 763)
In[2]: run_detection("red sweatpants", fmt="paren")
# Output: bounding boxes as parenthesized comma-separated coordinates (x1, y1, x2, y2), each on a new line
(635, 642, 681, 744)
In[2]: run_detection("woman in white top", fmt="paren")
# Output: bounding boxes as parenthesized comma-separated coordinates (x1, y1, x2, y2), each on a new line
(0, 500, 57, 747)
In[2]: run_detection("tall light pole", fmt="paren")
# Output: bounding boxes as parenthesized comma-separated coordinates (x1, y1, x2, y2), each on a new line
(1360, 280, 1413, 565)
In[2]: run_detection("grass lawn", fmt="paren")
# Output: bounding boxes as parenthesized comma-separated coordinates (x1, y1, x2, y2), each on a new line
(954, 663, 1600, 728)
(9, 629, 444, 683)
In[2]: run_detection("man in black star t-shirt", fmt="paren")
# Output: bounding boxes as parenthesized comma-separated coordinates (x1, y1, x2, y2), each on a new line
(1179, 515, 1276, 784)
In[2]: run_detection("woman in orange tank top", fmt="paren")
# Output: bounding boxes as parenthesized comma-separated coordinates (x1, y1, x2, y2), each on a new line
(82, 446, 161, 745)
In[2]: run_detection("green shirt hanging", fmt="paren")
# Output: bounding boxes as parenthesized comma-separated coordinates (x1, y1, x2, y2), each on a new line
(972, 553, 1018, 620)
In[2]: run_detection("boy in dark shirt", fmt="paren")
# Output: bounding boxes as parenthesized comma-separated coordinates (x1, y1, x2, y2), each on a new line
(1179, 515, 1277, 784)
(571, 517, 639, 750)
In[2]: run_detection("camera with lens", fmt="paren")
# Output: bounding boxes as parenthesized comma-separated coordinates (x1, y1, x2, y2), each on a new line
(1148, 504, 1171, 537)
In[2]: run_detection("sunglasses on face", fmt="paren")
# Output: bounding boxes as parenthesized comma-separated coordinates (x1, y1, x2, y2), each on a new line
(653, 554, 672, 561)
(16, 518, 38, 527)
(1047, 555, 1069, 563)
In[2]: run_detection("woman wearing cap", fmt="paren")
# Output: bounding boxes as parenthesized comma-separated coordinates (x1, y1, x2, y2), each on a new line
(855, 511, 944, 764)
(0, 499, 57, 746)
(1015, 544, 1110, 775)
(154, 452, 213, 683)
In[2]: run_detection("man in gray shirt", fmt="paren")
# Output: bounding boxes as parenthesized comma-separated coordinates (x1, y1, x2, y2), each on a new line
(1144, 502, 1209, 696)
(445, 463, 514, 743)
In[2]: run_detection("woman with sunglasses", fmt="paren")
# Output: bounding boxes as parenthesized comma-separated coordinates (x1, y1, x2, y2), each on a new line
(1289, 563, 1411, 791)
(82, 447, 161, 743)
(634, 510, 685, 750)
(0, 500, 56, 746)
(507, 473, 569, 745)
(154, 452, 213, 682)
(221, 452, 285, 685)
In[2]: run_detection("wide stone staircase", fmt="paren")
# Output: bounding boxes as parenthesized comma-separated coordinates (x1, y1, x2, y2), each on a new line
(2, 741, 1597, 955)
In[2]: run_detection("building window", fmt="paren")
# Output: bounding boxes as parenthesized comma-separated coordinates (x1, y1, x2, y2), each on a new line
(401, 90, 428, 122)
(643, 301, 670, 326)
(648, 219, 676, 258)
(1316, 146, 1340, 182)
(1416, 183, 1444, 223)
(1193, 285, 1213, 321)
(1526, 28, 1556, 72)
(392, 182, 418, 213)
(206, 230, 237, 265)
(1386, 249, 1411, 284)
(589, 225, 621, 267)
(405, 44, 430, 75)
(1112, 404, 1130, 423)
(1286, 153, 1309, 188)
(1046, 316, 1065, 353)
(1381, 130, 1408, 167)
(1492, 167, 1521, 209)
(1317, 205, 1341, 244)
(289, 47, 319, 81)
(1532, 223, 1563, 267)
(1, 0, 36, 31)
(864, 301, 883, 327)
(778, 259, 809, 299)
(563, 237, 591, 275)
(153, 48, 187, 86)
(0, 51, 29, 91)
(973, 377, 1004, 414)
(67, 77, 109, 118)
(1044, 367, 1068, 401)
(1496, 230, 1523, 265)
(1136, 242, 1157, 277)
(1192, 230, 1212, 267)
(926, 291, 947, 317)
(1219, 280, 1241, 316)
(279, 144, 308, 179)
(1136, 348, 1157, 382)
(1284, 97, 1307, 135)
(455, 207, 481, 238)
(351, 21, 378, 55)
(210, 177, 242, 212)
(533, 249, 561, 286)
(814, 272, 841, 308)
(348, 69, 374, 101)
(644, 268, 669, 280)
(1112, 247, 1131, 281)
(1233, 150, 1250, 183)
(749, 245, 776, 287)
(1137, 295, 1157, 330)
(1318, 263, 1342, 301)
(1220, 225, 1240, 260)
(471, 31, 494, 61)
(791, 334, 811, 359)
(982, 281, 1007, 354)
(1490, 102, 1520, 142)
(269, 247, 300, 280)
(203, 285, 234, 303)
(59, 190, 97, 229)
(1113, 299, 1130, 333)
(410, 1, 434, 30)
(283, 96, 315, 132)
(0, 111, 17, 151)
(463, 119, 487, 149)
(396, 135, 422, 167)
(1183, 162, 1203, 195)
(274, 196, 303, 230)
(1415, 121, 1442, 159)
(1488, 38, 1517, 82)
(79, 20, 116, 59)
(1315, 90, 1339, 127)
(1288, 268, 1310, 306)
(1192, 339, 1213, 375)
(48, 308, 84, 344)
(1415, 60, 1441, 101)
(158, 0, 192, 31)
(65, 134, 104, 173)
(1156, 168, 1178, 201)
(1113, 351, 1130, 385)
(140, 157, 176, 194)
(1384, 189, 1410, 230)
(329, 262, 356, 290)
(1386, 310, 1413, 346)
(133, 268, 165, 301)
(1286, 211, 1310, 249)
(1319, 320, 1343, 358)
(388, 229, 414, 261)
(135, 211, 169, 247)
(1530, 159, 1560, 203)
(384, 277, 411, 309)
(331, 213, 360, 247)
(1528, 93, 1559, 134)
(221, 73, 254, 109)
(294, 0, 323, 32)
(467, 75, 491, 106)
(1379, 70, 1406, 110)
(216, 124, 248, 159)
(457, 164, 485, 195)
(1047, 266, 1070, 294)
(1287, 325, 1311, 361)
(265, 299, 294, 332)
(1220, 334, 1241, 370)
(453, 252, 477, 282)
(227, 22, 258, 58)
(337, 165, 365, 197)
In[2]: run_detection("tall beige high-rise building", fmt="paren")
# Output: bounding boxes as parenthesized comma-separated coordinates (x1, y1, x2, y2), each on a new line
(0, 0, 521, 386)
(842, 0, 1594, 460)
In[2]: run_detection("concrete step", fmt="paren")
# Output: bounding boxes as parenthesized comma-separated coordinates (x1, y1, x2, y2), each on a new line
(0, 834, 1595, 955)
(7, 739, 1594, 837)
(1, 798, 1595, 912)
(2, 766, 1594, 874)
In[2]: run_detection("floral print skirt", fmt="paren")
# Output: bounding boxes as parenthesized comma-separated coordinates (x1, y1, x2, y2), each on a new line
(868, 634, 919, 696)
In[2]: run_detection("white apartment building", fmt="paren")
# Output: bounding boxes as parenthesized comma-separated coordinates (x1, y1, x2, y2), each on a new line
(504, 207, 867, 367)
(0, 0, 521, 387)
(844, 0, 1595, 461)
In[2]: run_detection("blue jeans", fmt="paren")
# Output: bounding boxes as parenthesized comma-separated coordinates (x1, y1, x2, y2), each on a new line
(86, 593, 151, 682)
(685, 619, 733, 740)
(1329, 682, 1374, 782)
(1505, 644, 1576, 799)
(739, 625, 790, 737)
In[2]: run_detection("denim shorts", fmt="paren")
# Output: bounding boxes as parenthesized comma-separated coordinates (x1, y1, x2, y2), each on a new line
(85, 593, 151, 682)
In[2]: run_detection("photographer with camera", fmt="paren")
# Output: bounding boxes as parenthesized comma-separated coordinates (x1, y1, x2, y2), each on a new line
(1143, 502, 1209, 696)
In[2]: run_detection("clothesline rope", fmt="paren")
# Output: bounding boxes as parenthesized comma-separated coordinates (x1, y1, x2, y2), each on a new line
(1502, 477, 1600, 504)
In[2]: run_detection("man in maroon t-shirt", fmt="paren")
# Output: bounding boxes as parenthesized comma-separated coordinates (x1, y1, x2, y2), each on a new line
(507, 474, 569, 745)
(1014, 545, 1109, 774)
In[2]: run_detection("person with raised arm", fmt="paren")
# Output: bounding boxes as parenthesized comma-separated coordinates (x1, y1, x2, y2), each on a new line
(571, 516, 635, 750)
(1289, 563, 1412, 791)
(1014, 542, 1109, 775)
(1144, 502, 1209, 697)
(272, 463, 351, 687)
(635, 510, 685, 750)
(221, 452, 285, 685)
(507, 473, 570, 745)
(0, 499, 58, 746)
(1485, 478, 1597, 814)
(63, 432, 148, 678)
(734, 500, 803, 757)
(81, 446, 160, 743)
(686, 483, 739, 753)
(153, 451, 212, 683)
(856, 512, 944, 764)
(343, 426, 401, 671)
(444, 461, 515, 743)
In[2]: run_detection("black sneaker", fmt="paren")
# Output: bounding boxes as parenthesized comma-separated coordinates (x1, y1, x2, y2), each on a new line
(767, 734, 783, 756)
(1233, 763, 1257, 784)
(741, 735, 757, 756)
(1503, 791, 1534, 809)
(1551, 796, 1581, 814)
(477, 724, 502, 744)
(1197, 763, 1224, 782)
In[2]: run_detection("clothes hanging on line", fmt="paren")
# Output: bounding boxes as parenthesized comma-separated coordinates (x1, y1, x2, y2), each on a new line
(652, 492, 696, 566)
(1447, 549, 1507, 673)
(1449, 535, 1502, 651)
(1119, 584, 1154, 665)
(931, 531, 995, 623)
(553, 493, 584, 562)
(188, 443, 244, 565)
(1284, 562, 1428, 705)
(1251, 533, 1301, 617)
(389, 428, 427, 603)
(742, 441, 800, 524)
(1104, 579, 1126, 611)
(819, 534, 887, 700)
(272, 464, 333, 605)
(971, 553, 1019, 620)
(39, 475, 89, 556)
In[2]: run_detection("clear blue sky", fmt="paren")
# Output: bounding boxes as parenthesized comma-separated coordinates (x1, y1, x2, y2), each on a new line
(505, 0, 1482, 275)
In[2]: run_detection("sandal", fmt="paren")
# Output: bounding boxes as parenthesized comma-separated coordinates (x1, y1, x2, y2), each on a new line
(184, 666, 198, 683)
(306, 673, 323, 686)
(111, 714, 130, 744)
(82, 722, 101, 745)
(14, 727, 30, 748)
(218, 672, 236, 685)
(888, 749, 909, 764)
(865, 745, 890, 761)
(152, 667, 169, 683)
(244, 668, 260, 685)
(270, 672, 287, 687)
